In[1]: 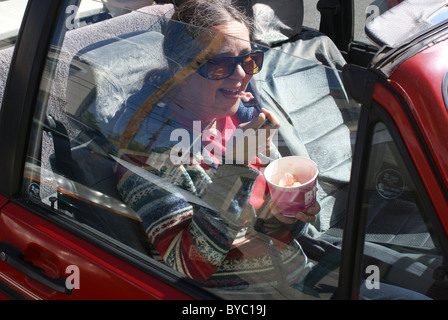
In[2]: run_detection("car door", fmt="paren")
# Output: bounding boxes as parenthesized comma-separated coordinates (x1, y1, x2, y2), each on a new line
(0, 0, 362, 301)
(3, 0, 445, 302)
(0, 0, 209, 300)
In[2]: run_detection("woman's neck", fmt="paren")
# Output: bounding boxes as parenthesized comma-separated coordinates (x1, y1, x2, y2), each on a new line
(166, 100, 217, 131)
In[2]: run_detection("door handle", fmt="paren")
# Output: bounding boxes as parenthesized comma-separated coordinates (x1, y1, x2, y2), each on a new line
(0, 241, 72, 295)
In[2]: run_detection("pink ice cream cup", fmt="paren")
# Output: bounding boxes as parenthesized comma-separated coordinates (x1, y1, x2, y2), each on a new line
(264, 156, 318, 217)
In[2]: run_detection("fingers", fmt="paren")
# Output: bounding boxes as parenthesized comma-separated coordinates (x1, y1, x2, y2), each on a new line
(269, 202, 320, 224)
(250, 107, 280, 130)
(259, 108, 280, 129)
(251, 112, 269, 129)
(274, 215, 297, 224)
(238, 112, 265, 131)
(226, 108, 280, 164)
(295, 202, 321, 223)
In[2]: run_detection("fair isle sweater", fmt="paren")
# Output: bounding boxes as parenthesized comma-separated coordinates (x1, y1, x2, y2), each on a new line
(112, 91, 308, 294)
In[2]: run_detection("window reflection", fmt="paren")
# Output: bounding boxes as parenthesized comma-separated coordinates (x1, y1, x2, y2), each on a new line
(25, 0, 360, 299)
(359, 122, 446, 300)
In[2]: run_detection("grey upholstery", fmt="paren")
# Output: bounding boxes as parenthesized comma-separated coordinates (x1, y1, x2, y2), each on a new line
(50, 4, 174, 119)
(0, 46, 14, 110)
(234, 0, 304, 46)
(35, 4, 174, 199)
(67, 31, 166, 134)
(252, 31, 355, 234)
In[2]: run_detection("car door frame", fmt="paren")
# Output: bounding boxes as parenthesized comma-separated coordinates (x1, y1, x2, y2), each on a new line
(0, 0, 60, 196)
(339, 61, 448, 299)
(9, 0, 447, 301)
(0, 0, 378, 301)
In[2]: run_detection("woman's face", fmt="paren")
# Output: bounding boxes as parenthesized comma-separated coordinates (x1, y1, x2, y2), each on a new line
(171, 20, 253, 123)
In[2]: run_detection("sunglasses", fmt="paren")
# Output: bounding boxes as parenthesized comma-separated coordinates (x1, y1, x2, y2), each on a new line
(197, 50, 264, 80)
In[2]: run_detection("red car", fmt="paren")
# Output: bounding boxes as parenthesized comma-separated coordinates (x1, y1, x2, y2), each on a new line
(0, 0, 447, 302)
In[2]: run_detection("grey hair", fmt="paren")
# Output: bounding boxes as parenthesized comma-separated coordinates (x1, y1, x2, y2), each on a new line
(172, 0, 253, 37)
(161, 0, 253, 76)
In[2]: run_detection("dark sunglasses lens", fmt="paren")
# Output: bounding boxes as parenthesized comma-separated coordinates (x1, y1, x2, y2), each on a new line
(201, 51, 264, 80)
(243, 52, 263, 74)
(206, 57, 234, 80)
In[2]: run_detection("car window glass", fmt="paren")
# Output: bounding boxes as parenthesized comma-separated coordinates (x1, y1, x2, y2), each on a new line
(0, 0, 30, 109)
(358, 122, 448, 300)
(23, 0, 361, 299)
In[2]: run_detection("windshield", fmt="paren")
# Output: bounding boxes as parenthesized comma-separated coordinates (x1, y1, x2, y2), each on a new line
(25, 0, 360, 299)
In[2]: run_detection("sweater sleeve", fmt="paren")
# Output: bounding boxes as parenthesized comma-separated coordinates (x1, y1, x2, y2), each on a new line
(116, 160, 259, 280)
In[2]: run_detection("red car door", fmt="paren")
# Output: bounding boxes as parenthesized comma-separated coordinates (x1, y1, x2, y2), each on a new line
(0, 0, 203, 300)
(3, 0, 447, 302)
(0, 195, 194, 299)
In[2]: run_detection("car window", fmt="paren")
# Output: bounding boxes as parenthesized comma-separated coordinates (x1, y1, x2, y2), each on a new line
(358, 122, 448, 300)
(22, 0, 361, 299)
(0, 0, 30, 109)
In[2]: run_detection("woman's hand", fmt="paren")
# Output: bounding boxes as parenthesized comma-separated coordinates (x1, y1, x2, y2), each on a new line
(225, 108, 280, 164)
(269, 201, 321, 224)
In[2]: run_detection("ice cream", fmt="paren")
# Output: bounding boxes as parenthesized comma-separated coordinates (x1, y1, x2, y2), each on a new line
(279, 172, 302, 187)
(264, 156, 318, 216)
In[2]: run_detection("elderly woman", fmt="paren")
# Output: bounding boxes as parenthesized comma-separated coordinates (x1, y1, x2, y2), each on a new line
(112, 0, 319, 297)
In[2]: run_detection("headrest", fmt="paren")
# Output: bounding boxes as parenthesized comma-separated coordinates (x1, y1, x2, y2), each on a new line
(67, 31, 166, 133)
(366, 0, 448, 47)
(103, 0, 156, 16)
(0, 46, 14, 110)
(234, 0, 304, 46)
(111, 1, 304, 46)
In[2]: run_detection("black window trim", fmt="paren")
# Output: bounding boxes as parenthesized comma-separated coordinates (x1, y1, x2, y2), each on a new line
(0, 0, 64, 197)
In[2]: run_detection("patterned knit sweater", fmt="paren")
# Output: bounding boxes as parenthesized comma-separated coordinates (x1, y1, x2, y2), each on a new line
(112, 94, 308, 295)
